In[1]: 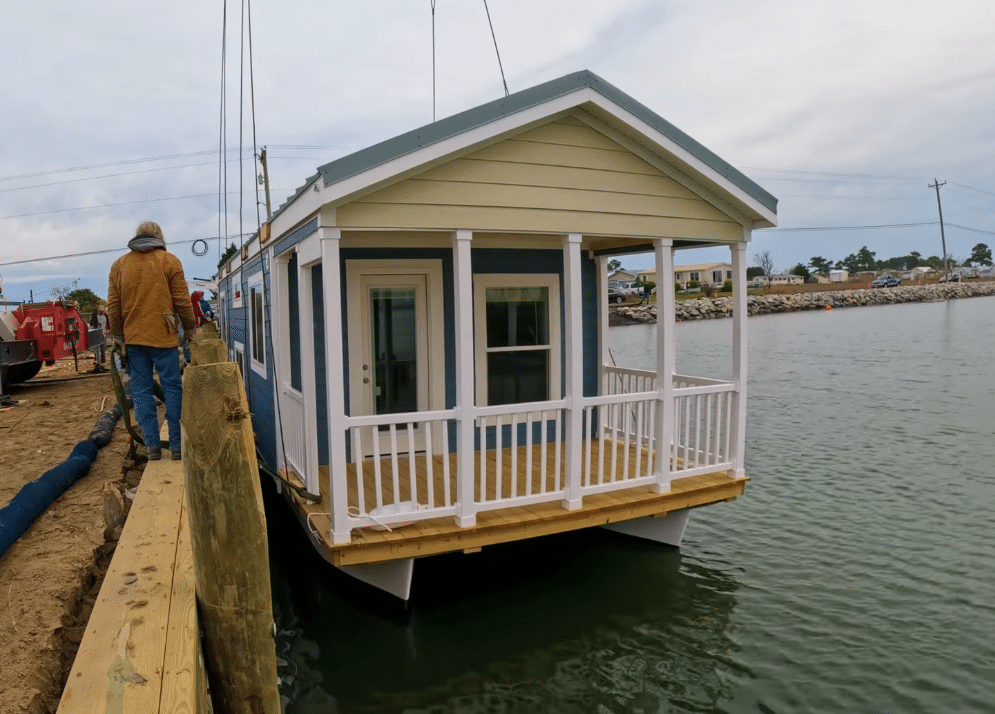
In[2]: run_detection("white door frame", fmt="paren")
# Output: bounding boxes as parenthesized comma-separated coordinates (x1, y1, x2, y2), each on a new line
(345, 259, 446, 455)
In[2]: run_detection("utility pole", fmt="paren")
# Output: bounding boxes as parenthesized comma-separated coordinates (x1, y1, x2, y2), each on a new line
(929, 179, 948, 278)
(259, 147, 273, 220)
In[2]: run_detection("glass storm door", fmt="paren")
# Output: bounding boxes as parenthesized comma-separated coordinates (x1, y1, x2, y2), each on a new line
(350, 272, 430, 455)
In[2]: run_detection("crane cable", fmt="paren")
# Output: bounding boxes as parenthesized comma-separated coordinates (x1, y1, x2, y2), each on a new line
(482, 0, 509, 97)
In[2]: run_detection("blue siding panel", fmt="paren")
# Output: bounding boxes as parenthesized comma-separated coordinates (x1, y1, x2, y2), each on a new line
(273, 217, 318, 256)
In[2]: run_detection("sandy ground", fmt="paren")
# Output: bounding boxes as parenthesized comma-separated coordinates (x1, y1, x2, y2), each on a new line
(0, 356, 144, 713)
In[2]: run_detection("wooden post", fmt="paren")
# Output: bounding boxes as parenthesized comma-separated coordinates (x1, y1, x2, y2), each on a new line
(181, 362, 280, 714)
(189, 338, 229, 366)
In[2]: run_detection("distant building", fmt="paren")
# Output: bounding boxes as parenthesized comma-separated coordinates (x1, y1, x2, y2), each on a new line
(829, 269, 848, 282)
(770, 273, 805, 285)
(638, 262, 733, 287)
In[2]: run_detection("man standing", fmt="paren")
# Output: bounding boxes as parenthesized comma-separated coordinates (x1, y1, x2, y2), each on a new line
(88, 304, 109, 372)
(107, 221, 195, 461)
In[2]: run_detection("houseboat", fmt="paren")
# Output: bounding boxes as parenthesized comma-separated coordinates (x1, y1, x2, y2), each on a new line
(216, 70, 777, 599)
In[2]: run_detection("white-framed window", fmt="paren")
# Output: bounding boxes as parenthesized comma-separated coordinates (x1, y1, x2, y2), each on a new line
(231, 280, 243, 309)
(233, 341, 246, 380)
(248, 273, 266, 376)
(473, 273, 560, 406)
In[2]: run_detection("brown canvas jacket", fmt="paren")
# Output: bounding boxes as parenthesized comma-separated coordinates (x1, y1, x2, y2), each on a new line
(107, 249, 196, 348)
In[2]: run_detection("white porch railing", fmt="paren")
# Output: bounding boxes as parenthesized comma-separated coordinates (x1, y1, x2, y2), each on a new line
(671, 374, 736, 477)
(474, 399, 568, 510)
(330, 368, 738, 539)
(344, 409, 460, 530)
(604, 367, 737, 478)
(280, 386, 307, 479)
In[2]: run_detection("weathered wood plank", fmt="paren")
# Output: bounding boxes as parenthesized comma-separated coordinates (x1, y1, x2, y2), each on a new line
(181, 362, 280, 714)
(57, 456, 187, 714)
(159, 495, 200, 714)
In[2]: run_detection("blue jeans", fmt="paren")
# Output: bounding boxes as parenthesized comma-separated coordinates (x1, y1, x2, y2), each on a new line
(128, 345, 183, 451)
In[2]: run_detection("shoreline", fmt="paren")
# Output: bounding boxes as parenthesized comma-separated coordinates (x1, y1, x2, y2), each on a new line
(611, 282, 995, 325)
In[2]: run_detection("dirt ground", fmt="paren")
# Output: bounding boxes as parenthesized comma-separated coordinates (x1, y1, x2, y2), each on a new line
(0, 356, 145, 713)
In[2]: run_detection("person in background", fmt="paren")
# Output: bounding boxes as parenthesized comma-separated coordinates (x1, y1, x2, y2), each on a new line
(190, 290, 213, 327)
(88, 304, 109, 372)
(107, 221, 195, 461)
(638, 282, 651, 305)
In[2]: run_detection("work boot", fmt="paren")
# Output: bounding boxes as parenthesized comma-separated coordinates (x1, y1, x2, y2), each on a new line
(171, 449, 182, 461)
(147, 447, 162, 461)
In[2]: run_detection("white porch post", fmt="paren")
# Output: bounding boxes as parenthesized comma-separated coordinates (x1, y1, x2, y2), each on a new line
(319, 226, 351, 544)
(654, 238, 675, 493)
(730, 239, 749, 479)
(298, 256, 320, 494)
(453, 230, 477, 527)
(272, 252, 292, 474)
(596, 254, 610, 395)
(562, 233, 584, 509)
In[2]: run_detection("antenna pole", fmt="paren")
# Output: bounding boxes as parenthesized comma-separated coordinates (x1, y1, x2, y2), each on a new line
(929, 179, 948, 277)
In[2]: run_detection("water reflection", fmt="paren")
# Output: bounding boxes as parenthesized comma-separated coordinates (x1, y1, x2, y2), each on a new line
(266, 485, 743, 713)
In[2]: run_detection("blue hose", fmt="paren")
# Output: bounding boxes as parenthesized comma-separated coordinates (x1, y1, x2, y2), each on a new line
(0, 405, 122, 559)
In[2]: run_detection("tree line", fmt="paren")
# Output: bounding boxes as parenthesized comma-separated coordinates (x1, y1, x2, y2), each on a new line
(753, 243, 992, 280)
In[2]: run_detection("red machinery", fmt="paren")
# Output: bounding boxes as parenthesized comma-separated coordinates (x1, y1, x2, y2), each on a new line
(0, 301, 100, 389)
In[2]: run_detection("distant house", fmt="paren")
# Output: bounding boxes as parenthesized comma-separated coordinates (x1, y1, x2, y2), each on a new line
(812, 273, 832, 284)
(770, 273, 804, 285)
(653, 262, 733, 287)
(906, 266, 935, 281)
(829, 269, 848, 282)
(608, 269, 637, 284)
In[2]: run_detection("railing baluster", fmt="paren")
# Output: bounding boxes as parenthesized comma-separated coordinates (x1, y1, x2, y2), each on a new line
(540, 410, 549, 494)
(525, 411, 534, 497)
(372, 426, 384, 509)
(442, 420, 452, 506)
(724, 393, 733, 465)
(597, 402, 606, 486)
(682, 395, 692, 472)
(353, 428, 365, 515)
(609, 401, 619, 484)
(510, 413, 518, 498)
(646, 400, 656, 479)
(425, 421, 435, 509)
(635, 396, 645, 479)
(554, 410, 563, 491)
(694, 394, 705, 468)
(389, 424, 401, 505)
(622, 398, 632, 482)
(407, 422, 418, 505)
(495, 415, 503, 501)
(479, 418, 487, 503)
(583, 406, 593, 487)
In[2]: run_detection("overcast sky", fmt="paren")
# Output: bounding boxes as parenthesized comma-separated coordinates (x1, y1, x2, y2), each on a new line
(2, 0, 994, 302)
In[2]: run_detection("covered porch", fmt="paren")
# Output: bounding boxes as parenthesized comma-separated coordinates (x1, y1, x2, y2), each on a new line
(271, 230, 750, 547)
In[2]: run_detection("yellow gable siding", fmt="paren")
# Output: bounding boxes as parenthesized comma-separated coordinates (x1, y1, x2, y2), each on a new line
(337, 119, 743, 240)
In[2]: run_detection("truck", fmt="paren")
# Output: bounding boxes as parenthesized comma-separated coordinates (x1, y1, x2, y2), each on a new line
(0, 300, 101, 398)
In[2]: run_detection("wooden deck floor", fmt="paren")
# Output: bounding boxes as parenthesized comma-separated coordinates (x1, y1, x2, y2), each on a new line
(282, 438, 746, 567)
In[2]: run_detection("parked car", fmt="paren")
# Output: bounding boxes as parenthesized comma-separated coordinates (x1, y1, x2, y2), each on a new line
(871, 275, 901, 288)
(607, 287, 627, 304)
(938, 273, 961, 283)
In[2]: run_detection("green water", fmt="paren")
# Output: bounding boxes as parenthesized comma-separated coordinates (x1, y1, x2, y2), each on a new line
(270, 296, 995, 713)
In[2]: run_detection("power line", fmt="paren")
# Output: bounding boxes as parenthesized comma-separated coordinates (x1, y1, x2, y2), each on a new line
(759, 222, 939, 232)
(0, 161, 218, 193)
(0, 189, 289, 220)
(0, 233, 255, 267)
(949, 181, 995, 197)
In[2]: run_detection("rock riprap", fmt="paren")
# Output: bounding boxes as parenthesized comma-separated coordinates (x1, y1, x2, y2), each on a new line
(615, 282, 995, 322)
